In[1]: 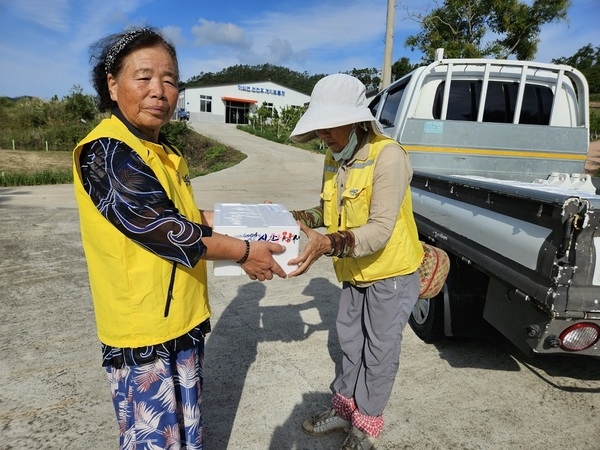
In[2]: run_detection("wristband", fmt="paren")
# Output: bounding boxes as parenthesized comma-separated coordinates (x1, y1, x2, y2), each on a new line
(236, 240, 250, 264)
(324, 234, 336, 257)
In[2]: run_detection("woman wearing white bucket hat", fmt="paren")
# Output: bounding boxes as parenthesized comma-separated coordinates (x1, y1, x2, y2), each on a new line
(287, 74, 424, 450)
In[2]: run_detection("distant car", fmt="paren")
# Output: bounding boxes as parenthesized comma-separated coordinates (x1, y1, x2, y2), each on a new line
(177, 108, 190, 121)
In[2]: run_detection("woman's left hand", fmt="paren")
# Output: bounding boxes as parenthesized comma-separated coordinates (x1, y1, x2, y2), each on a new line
(286, 221, 330, 277)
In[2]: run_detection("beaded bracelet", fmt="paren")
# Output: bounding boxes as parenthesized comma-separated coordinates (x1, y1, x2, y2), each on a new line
(324, 233, 337, 257)
(236, 240, 251, 264)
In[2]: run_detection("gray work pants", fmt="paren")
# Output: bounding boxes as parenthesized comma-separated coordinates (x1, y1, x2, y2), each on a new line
(333, 272, 420, 417)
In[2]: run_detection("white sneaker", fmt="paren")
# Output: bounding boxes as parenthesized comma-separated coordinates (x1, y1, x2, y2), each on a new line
(341, 426, 379, 450)
(302, 408, 351, 436)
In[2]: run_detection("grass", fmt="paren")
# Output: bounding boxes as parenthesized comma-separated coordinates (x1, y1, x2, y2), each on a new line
(181, 141, 246, 178)
(0, 169, 73, 186)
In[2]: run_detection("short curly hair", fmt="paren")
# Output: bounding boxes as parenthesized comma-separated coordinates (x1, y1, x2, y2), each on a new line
(88, 26, 179, 112)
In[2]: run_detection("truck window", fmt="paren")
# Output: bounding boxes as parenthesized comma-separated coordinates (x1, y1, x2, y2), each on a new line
(484, 81, 511, 123)
(369, 94, 381, 118)
(519, 85, 552, 125)
(433, 80, 552, 125)
(379, 82, 408, 127)
(441, 81, 480, 121)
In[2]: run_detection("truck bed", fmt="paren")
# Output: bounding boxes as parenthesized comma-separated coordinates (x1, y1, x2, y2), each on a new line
(411, 170, 600, 318)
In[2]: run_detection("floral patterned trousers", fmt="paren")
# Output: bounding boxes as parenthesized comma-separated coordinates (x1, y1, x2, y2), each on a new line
(105, 339, 205, 450)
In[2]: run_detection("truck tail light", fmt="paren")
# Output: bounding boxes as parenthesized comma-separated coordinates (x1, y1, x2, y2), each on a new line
(559, 323, 600, 351)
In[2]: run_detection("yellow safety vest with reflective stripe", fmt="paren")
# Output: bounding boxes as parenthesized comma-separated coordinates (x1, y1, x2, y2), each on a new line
(322, 135, 423, 283)
(73, 115, 210, 348)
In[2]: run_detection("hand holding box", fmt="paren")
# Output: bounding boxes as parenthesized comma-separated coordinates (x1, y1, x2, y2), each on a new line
(213, 203, 300, 276)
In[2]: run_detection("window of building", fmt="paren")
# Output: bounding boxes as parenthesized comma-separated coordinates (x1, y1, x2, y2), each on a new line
(200, 95, 212, 113)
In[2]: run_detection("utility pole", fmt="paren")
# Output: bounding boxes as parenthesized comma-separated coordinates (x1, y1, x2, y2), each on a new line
(381, 0, 395, 90)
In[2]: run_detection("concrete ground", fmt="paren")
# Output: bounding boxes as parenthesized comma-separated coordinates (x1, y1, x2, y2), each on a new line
(0, 122, 599, 450)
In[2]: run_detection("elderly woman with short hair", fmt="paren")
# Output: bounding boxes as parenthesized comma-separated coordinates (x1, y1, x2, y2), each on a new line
(73, 26, 286, 449)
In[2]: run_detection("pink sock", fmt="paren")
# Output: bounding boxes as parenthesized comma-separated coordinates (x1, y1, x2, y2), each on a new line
(351, 408, 384, 438)
(331, 392, 356, 421)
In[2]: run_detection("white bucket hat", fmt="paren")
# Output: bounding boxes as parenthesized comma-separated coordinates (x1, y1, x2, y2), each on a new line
(290, 73, 386, 143)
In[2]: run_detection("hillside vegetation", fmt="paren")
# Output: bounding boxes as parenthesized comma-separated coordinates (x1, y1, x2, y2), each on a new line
(0, 87, 246, 186)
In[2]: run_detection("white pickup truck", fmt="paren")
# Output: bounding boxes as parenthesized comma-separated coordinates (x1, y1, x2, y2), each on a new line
(369, 49, 600, 357)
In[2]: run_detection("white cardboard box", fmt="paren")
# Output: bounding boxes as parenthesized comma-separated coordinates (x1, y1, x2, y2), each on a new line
(212, 203, 300, 275)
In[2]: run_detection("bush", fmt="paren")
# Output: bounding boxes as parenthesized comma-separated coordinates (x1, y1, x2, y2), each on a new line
(162, 121, 247, 177)
(0, 87, 100, 151)
(161, 120, 191, 149)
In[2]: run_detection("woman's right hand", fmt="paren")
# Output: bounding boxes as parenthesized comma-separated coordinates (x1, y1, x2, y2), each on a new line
(240, 241, 287, 281)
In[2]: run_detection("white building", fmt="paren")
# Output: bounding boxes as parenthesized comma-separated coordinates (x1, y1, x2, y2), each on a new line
(178, 81, 311, 124)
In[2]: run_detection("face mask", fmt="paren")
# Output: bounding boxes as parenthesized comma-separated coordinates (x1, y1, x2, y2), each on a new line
(332, 126, 358, 162)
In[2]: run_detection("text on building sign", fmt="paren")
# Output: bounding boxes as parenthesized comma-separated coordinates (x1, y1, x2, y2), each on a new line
(238, 85, 285, 96)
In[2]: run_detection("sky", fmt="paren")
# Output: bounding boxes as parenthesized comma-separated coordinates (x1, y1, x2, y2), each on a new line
(0, 0, 598, 99)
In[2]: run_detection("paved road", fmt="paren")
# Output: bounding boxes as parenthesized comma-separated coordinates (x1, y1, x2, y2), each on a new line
(0, 123, 599, 449)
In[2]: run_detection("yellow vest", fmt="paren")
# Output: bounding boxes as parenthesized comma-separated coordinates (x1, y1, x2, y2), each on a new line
(322, 135, 424, 283)
(73, 115, 210, 348)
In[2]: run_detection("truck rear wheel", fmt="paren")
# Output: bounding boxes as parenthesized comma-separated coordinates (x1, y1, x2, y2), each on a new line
(409, 286, 446, 343)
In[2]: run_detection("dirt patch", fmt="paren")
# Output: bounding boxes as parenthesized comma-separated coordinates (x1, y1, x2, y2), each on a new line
(0, 149, 72, 174)
(585, 140, 600, 174)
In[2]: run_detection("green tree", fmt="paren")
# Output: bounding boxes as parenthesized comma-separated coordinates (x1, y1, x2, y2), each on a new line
(552, 44, 600, 94)
(248, 102, 275, 132)
(391, 57, 418, 81)
(344, 68, 381, 90)
(279, 105, 305, 134)
(405, 0, 571, 61)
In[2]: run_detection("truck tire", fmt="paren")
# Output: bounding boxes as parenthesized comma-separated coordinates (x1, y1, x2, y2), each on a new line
(409, 285, 446, 343)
